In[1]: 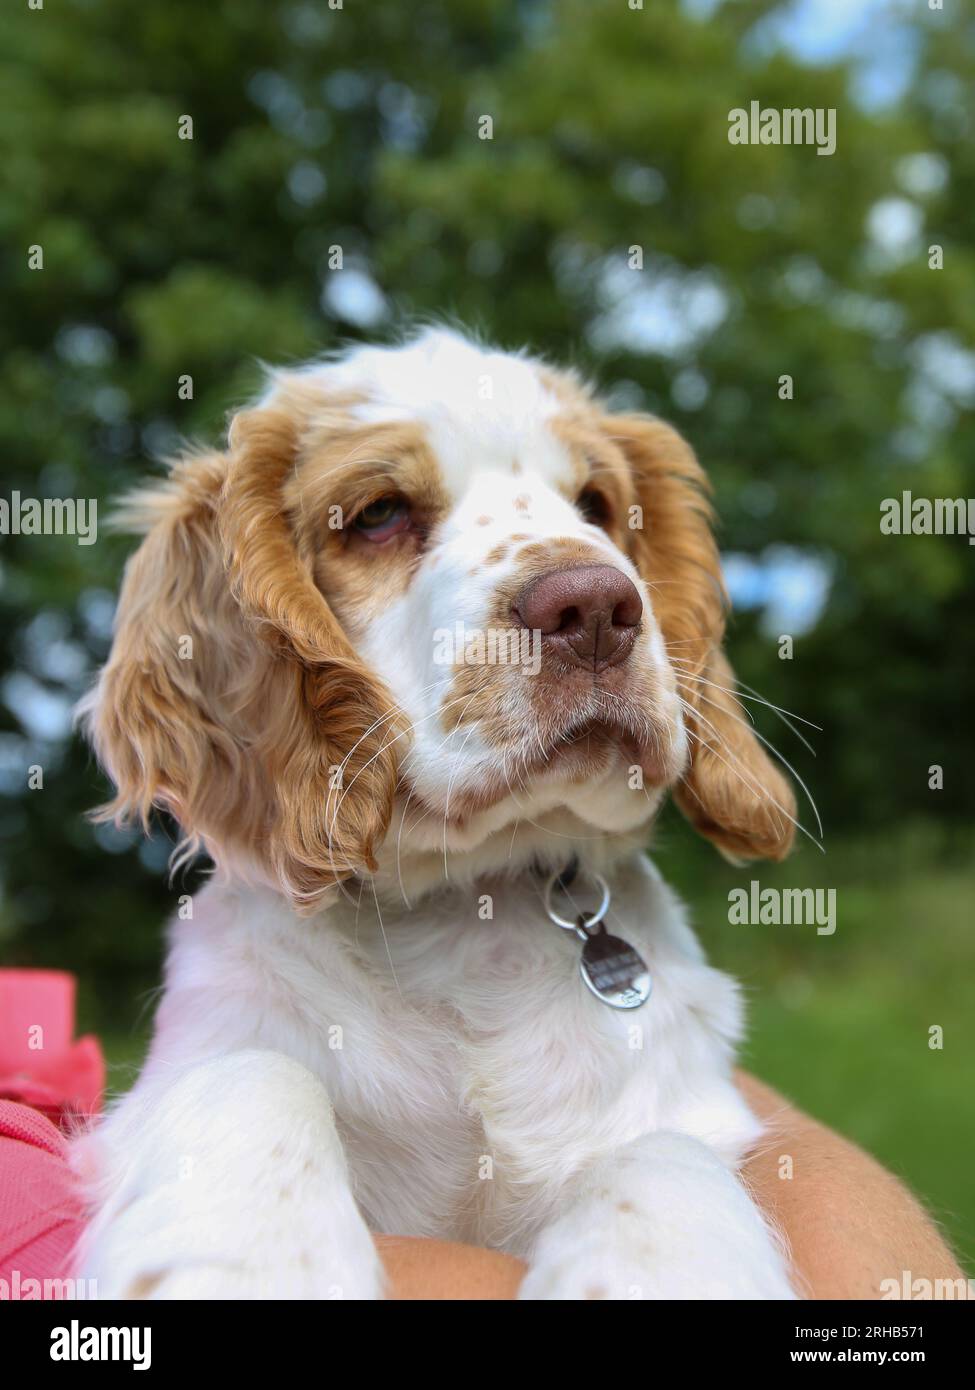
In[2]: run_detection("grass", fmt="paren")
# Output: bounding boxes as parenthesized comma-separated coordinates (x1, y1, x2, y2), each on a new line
(95, 817, 974, 1273)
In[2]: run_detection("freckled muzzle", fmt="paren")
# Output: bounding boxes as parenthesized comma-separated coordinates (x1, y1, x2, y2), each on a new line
(512, 563, 643, 674)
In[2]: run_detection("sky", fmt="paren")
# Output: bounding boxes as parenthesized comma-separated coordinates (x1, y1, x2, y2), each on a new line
(687, 0, 921, 107)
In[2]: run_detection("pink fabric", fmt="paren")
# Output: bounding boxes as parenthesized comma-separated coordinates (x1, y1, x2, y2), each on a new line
(0, 971, 103, 1295)
(0, 1100, 86, 1293)
(0, 970, 104, 1125)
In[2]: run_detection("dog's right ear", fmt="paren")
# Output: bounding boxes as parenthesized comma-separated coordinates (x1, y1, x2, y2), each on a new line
(606, 412, 796, 863)
(81, 408, 402, 907)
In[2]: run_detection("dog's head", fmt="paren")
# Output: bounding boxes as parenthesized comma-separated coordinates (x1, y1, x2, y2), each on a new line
(83, 328, 795, 906)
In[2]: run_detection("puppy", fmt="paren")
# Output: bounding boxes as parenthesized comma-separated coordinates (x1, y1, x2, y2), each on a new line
(75, 328, 798, 1299)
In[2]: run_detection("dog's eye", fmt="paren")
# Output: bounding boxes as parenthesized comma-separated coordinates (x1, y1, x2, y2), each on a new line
(576, 487, 611, 528)
(353, 495, 409, 541)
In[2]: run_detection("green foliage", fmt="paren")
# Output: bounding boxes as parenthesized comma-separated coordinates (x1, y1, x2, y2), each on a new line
(0, 0, 972, 1263)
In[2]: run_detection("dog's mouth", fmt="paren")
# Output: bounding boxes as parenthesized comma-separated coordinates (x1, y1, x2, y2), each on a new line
(409, 705, 679, 829)
(535, 713, 672, 784)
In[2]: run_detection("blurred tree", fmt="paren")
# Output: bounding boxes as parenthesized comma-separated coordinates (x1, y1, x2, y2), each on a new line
(0, 0, 972, 1027)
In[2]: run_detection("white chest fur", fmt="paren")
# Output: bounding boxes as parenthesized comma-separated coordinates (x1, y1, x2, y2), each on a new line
(144, 854, 759, 1253)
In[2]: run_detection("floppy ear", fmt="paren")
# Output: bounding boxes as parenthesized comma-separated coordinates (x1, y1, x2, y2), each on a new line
(608, 414, 795, 862)
(81, 408, 402, 907)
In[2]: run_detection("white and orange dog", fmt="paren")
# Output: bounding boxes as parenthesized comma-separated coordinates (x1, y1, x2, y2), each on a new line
(77, 328, 799, 1299)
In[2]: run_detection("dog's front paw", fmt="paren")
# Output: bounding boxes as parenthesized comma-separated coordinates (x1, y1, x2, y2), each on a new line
(82, 1191, 385, 1300)
(519, 1243, 664, 1302)
(519, 1215, 797, 1301)
(520, 1247, 796, 1301)
(135, 1246, 385, 1301)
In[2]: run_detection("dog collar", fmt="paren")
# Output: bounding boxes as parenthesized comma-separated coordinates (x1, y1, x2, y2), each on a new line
(542, 858, 651, 1011)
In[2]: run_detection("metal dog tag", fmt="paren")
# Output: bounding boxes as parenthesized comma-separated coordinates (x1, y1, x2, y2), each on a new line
(578, 920, 652, 1010)
(542, 865, 651, 1011)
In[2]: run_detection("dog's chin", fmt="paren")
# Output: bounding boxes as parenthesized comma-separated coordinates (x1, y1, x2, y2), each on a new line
(530, 711, 684, 791)
(404, 716, 681, 833)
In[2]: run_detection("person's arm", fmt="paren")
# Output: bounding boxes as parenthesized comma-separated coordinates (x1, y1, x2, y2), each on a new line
(735, 1071, 964, 1300)
(374, 1073, 965, 1299)
(375, 1235, 525, 1300)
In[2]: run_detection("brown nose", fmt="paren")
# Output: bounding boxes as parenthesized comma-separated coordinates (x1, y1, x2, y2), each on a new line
(513, 564, 643, 672)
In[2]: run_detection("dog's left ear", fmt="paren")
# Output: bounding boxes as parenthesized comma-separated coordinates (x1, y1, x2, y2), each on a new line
(605, 413, 796, 862)
(82, 404, 402, 910)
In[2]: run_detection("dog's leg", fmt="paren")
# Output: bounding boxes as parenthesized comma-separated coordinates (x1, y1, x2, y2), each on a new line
(518, 1130, 796, 1301)
(72, 1050, 383, 1300)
